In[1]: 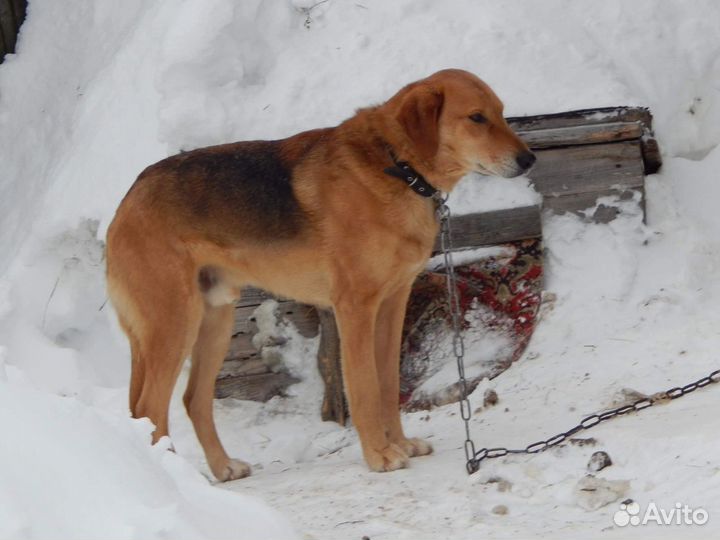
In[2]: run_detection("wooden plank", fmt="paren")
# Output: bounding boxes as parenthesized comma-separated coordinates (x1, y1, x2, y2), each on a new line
(229, 301, 319, 361)
(232, 306, 255, 332)
(237, 286, 276, 307)
(215, 370, 299, 401)
(529, 141, 644, 198)
(432, 205, 541, 253)
(544, 186, 644, 223)
(226, 332, 258, 361)
(508, 106, 661, 174)
(215, 358, 300, 401)
(218, 358, 270, 378)
(233, 300, 318, 336)
(517, 121, 643, 149)
(275, 301, 319, 336)
(507, 106, 653, 132)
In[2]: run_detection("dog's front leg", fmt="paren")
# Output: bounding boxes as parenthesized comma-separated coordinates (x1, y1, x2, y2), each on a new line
(334, 299, 409, 472)
(375, 283, 433, 459)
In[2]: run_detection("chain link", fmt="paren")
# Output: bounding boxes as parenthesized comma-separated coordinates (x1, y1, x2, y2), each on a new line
(437, 201, 720, 475)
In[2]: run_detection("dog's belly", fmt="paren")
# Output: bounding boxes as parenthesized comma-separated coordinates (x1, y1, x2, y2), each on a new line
(194, 242, 333, 308)
(243, 267, 332, 308)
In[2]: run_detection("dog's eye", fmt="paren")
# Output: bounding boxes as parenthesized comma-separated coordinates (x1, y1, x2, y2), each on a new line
(469, 113, 487, 124)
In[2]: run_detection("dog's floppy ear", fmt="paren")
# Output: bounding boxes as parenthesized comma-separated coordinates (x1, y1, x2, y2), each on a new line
(396, 85, 444, 161)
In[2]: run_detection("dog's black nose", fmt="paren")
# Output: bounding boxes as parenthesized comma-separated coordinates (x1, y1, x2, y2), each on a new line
(516, 150, 536, 172)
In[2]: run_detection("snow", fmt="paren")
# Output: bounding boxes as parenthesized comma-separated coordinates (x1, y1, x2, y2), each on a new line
(1, 0, 719, 538)
(449, 174, 541, 215)
(0, 381, 295, 540)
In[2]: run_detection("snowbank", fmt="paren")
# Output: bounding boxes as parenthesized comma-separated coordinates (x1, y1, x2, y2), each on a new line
(0, 378, 295, 540)
(1, 0, 719, 538)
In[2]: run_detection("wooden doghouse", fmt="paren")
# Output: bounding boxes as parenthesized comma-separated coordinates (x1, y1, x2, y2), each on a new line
(215, 107, 661, 423)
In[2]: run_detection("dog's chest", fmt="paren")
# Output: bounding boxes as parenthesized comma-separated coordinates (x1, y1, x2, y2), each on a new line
(391, 205, 439, 270)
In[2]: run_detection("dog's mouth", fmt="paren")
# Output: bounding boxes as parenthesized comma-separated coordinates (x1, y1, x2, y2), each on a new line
(473, 163, 494, 176)
(475, 161, 531, 179)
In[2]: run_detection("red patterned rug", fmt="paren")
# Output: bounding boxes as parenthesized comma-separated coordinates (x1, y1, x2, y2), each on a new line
(400, 238, 543, 410)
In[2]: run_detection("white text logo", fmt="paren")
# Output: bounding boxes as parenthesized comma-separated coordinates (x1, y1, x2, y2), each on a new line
(613, 500, 709, 527)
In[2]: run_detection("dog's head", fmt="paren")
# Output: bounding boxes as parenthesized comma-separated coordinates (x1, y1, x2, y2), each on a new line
(383, 69, 535, 190)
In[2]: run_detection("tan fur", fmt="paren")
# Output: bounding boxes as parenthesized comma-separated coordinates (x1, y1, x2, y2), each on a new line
(106, 69, 532, 480)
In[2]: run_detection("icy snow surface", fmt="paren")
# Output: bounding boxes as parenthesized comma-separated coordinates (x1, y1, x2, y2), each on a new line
(1, 0, 719, 538)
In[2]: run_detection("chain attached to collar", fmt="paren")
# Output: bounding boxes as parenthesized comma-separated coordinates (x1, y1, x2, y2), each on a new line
(437, 201, 478, 473)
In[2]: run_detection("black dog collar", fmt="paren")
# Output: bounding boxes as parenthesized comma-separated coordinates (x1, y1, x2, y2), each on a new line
(384, 157, 440, 199)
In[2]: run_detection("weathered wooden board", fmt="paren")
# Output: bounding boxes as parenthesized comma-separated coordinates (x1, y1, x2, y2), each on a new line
(226, 298, 319, 363)
(215, 370, 299, 401)
(432, 205, 541, 253)
(225, 333, 258, 361)
(548, 187, 645, 223)
(518, 121, 642, 149)
(215, 358, 299, 401)
(530, 141, 644, 197)
(235, 287, 275, 307)
(233, 300, 318, 337)
(508, 107, 652, 131)
(219, 357, 271, 378)
(528, 141, 645, 219)
(508, 106, 661, 174)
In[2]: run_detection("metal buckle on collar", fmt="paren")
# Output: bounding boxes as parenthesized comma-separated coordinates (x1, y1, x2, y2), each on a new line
(384, 162, 439, 199)
(383, 149, 440, 198)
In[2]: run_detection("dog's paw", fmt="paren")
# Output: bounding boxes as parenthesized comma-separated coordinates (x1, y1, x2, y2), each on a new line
(364, 443, 409, 472)
(394, 437, 434, 458)
(211, 458, 252, 482)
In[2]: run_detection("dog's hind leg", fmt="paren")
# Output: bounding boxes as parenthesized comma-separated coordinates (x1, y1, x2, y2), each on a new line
(114, 312, 144, 413)
(131, 286, 204, 442)
(184, 302, 251, 481)
(127, 330, 144, 413)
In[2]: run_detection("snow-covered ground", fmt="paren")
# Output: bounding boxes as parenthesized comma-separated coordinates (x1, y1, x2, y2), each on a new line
(1, 1, 719, 538)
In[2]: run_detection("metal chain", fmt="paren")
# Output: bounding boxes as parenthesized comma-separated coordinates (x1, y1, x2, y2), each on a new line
(437, 200, 720, 475)
(437, 200, 477, 474)
(468, 368, 720, 471)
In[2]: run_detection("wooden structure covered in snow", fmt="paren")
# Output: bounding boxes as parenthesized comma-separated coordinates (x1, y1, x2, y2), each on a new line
(215, 106, 661, 421)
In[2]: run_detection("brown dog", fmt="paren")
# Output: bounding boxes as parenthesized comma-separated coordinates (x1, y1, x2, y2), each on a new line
(106, 69, 534, 481)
